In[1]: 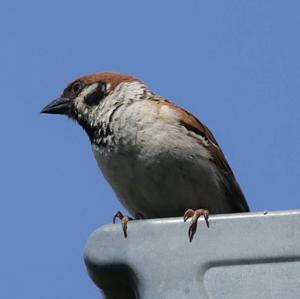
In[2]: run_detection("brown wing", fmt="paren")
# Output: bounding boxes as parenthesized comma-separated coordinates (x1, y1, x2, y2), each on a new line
(152, 98, 250, 212)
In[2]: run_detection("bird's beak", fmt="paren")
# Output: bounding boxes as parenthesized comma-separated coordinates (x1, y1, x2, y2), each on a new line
(40, 97, 71, 115)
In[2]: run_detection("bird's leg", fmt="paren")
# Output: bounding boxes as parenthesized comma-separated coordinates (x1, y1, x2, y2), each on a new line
(113, 211, 133, 238)
(183, 208, 209, 242)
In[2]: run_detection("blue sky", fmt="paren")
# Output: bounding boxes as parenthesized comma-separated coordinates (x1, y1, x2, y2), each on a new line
(1, 1, 300, 298)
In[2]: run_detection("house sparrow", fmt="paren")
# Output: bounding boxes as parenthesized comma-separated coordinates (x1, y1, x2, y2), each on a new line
(41, 72, 249, 241)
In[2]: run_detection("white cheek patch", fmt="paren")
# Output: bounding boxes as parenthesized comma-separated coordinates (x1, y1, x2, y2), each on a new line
(112, 81, 147, 101)
(106, 83, 111, 91)
(79, 83, 99, 102)
(74, 83, 99, 109)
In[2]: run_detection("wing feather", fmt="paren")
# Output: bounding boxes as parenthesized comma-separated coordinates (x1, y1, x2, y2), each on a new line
(151, 98, 250, 212)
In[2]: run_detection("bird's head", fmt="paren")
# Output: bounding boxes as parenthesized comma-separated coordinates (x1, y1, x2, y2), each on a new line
(41, 72, 147, 139)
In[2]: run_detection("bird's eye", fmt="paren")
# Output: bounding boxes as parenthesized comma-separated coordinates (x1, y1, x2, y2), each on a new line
(71, 82, 83, 94)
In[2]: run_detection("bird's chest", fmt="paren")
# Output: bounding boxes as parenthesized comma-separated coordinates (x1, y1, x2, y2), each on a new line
(92, 103, 176, 189)
(92, 135, 221, 218)
(92, 139, 171, 196)
(91, 103, 223, 217)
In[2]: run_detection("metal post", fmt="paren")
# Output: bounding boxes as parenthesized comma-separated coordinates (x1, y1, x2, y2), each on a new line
(84, 210, 300, 299)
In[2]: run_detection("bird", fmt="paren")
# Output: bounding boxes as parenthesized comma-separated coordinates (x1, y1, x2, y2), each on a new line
(41, 72, 250, 241)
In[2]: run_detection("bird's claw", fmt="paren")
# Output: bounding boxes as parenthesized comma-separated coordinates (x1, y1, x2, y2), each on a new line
(112, 211, 133, 238)
(183, 208, 209, 242)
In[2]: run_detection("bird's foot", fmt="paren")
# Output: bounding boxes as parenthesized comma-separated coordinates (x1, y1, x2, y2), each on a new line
(183, 208, 209, 242)
(113, 211, 133, 238)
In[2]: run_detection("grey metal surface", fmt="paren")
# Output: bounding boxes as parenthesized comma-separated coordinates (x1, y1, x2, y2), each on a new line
(84, 210, 300, 299)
